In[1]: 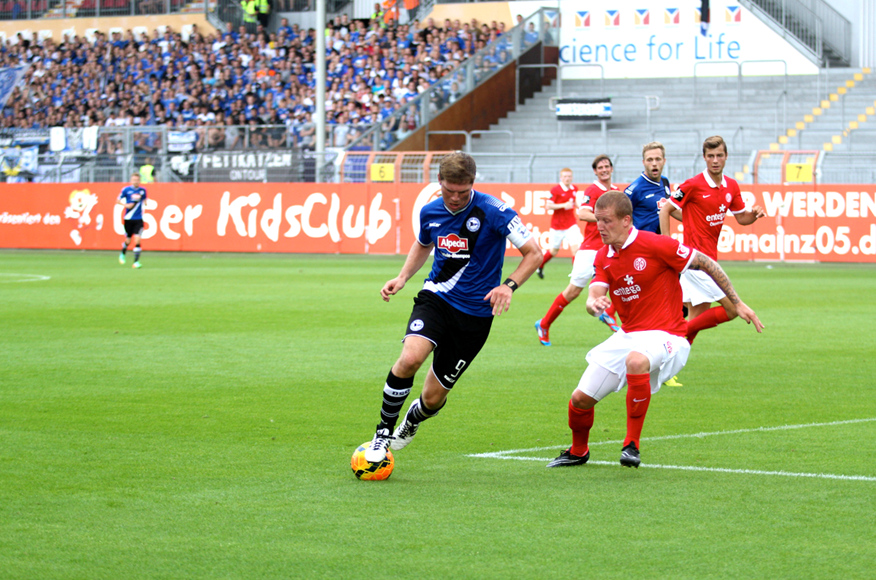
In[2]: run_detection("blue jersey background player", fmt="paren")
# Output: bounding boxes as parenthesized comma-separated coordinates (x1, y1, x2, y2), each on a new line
(363, 151, 542, 465)
(624, 141, 671, 234)
(117, 173, 147, 268)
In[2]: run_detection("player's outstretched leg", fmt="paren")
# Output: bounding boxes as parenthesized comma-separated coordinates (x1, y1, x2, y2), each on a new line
(534, 320, 551, 346)
(598, 311, 620, 332)
(364, 427, 393, 463)
(548, 400, 594, 467)
(391, 396, 444, 451)
(686, 305, 731, 344)
(621, 372, 650, 468)
(366, 370, 415, 462)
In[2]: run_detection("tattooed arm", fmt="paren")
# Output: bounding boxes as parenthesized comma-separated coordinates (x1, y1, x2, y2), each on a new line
(689, 251, 765, 332)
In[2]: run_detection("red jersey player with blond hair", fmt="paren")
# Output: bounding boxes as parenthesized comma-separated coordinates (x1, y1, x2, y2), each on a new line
(659, 135, 766, 344)
(535, 168, 582, 279)
(534, 155, 619, 346)
(547, 191, 763, 468)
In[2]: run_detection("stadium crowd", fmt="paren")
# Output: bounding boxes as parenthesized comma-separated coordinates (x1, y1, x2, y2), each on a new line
(2, 12, 522, 151)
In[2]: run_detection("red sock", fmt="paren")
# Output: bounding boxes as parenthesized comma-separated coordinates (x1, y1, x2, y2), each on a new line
(624, 373, 651, 448)
(540, 250, 553, 268)
(686, 306, 731, 344)
(569, 400, 594, 457)
(541, 293, 570, 328)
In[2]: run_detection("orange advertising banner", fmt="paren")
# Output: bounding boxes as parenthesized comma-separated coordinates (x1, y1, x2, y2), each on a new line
(1, 182, 874, 262)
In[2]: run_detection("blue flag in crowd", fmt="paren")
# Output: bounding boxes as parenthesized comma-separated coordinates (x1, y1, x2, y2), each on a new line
(0, 64, 28, 109)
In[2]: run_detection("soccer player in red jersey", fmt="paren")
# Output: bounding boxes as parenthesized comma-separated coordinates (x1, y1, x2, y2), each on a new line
(548, 191, 763, 468)
(535, 168, 581, 279)
(659, 135, 766, 344)
(534, 155, 619, 346)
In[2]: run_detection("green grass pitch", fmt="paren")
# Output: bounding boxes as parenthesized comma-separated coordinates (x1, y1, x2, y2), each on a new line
(1, 249, 874, 579)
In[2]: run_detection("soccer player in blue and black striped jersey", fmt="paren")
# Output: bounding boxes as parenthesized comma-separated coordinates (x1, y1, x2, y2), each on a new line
(117, 173, 147, 269)
(363, 152, 543, 465)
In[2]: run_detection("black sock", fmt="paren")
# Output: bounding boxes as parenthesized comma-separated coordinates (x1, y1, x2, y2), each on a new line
(121, 242, 128, 255)
(134, 245, 141, 263)
(407, 396, 445, 424)
(377, 371, 414, 431)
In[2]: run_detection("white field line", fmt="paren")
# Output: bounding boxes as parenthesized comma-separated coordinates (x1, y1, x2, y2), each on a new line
(0, 273, 51, 283)
(466, 417, 876, 482)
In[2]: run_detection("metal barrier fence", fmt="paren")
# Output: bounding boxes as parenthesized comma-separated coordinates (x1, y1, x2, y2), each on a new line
(28, 149, 340, 183)
(6, 145, 876, 185)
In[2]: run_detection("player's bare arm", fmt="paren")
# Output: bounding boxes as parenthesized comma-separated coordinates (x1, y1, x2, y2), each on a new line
(735, 204, 766, 226)
(578, 206, 596, 223)
(381, 241, 434, 302)
(546, 200, 575, 211)
(658, 201, 678, 237)
(690, 251, 764, 332)
(585, 284, 611, 317)
(484, 237, 541, 316)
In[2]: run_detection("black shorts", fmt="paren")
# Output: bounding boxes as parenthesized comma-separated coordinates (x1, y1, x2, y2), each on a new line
(404, 290, 493, 390)
(124, 219, 144, 237)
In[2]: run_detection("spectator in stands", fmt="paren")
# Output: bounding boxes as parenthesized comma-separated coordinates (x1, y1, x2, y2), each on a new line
(226, 112, 246, 149)
(0, 14, 512, 158)
(208, 113, 228, 149)
(247, 117, 268, 149)
(524, 22, 539, 46)
(297, 111, 315, 149)
(447, 81, 462, 104)
(262, 111, 281, 145)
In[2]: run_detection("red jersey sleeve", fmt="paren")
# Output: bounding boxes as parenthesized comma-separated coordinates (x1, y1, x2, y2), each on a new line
(590, 247, 610, 288)
(669, 177, 696, 210)
(656, 234, 696, 273)
(726, 179, 746, 213)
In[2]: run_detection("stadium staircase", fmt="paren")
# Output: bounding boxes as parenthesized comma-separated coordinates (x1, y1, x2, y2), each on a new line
(772, 67, 876, 183)
(466, 68, 875, 185)
(743, 0, 851, 67)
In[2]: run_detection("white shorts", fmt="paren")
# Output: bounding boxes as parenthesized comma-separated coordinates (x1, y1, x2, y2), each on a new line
(548, 225, 583, 252)
(569, 249, 597, 288)
(575, 330, 691, 401)
(681, 269, 725, 306)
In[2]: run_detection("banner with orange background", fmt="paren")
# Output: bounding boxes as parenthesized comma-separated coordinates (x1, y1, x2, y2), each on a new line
(1, 182, 874, 263)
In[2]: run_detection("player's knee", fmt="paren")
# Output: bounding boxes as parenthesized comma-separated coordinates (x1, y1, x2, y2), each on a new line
(394, 353, 425, 376)
(625, 352, 651, 375)
(563, 284, 583, 301)
(570, 389, 597, 410)
(421, 389, 447, 410)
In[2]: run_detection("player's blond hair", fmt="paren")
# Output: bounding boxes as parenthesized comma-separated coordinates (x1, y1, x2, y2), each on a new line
(641, 141, 665, 159)
(595, 191, 632, 218)
(439, 151, 477, 184)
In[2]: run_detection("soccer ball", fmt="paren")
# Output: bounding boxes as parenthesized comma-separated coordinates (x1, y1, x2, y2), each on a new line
(351, 443, 394, 480)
